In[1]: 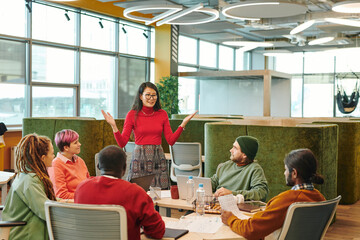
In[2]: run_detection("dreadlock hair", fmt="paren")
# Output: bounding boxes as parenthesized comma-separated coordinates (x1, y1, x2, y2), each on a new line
(16, 133, 56, 200)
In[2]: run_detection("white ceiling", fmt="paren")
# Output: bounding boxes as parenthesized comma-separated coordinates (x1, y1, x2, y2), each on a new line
(107, 0, 360, 52)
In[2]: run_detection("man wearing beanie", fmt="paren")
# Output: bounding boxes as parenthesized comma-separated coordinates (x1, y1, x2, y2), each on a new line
(211, 136, 268, 202)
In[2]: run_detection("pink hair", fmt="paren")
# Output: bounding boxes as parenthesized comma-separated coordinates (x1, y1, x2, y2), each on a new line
(55, 129, 79, 151)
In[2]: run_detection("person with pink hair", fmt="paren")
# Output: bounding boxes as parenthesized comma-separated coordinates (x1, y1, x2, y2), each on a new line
(49, 129, 89, 200)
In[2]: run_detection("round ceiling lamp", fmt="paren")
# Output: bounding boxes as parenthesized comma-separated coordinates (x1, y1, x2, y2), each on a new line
(308, 37, 335, 46)
(221, 0, 307, 20)
(332, 1, 360, 13)
(223, 41, 273, 47)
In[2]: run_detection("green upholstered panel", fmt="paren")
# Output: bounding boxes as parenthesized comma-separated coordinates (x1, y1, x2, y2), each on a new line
(313, 121, 360, 204)
(54, 119, 103, 176)
(22, 118, 57, 140)
(163, 119, 226, 154)
(247, 124, 338, 201)
(102, 119, 132, 148)
(204, 122, 247, 178)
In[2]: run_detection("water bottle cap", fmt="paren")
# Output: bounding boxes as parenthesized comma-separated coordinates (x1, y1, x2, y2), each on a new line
(199, 183, 203, 187)
(188, 176, 193, 179)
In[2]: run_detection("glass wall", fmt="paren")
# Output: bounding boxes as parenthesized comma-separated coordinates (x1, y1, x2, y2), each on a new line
(0, 0, 153, 125)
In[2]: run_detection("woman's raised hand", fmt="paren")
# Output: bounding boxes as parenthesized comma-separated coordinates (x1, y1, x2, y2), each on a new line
(101, 110, 118, 132)
(180, 111, 198, 128)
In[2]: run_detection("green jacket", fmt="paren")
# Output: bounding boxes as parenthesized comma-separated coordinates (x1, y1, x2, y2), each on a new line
(3, 172, 49, 240)
(210, 160, 268, 202)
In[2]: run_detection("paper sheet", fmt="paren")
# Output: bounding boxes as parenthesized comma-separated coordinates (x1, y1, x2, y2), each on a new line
(165, 216, 223, 233)
(218, 194, 250, 220)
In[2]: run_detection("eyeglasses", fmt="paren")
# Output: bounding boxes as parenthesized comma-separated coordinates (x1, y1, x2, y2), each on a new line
(143, 93, 157, 100)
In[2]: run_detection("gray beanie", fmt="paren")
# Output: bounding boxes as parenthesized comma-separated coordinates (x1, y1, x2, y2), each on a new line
(236, 136, 259, 160)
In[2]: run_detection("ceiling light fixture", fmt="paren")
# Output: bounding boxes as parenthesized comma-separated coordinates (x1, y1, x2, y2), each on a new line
(290, 20, 316, 35)
(156, 3, 203, 26)
(221, 1, 280, 20)
(122, 25, 127, 34)
(25, 1, 31, 13)
(308, 36, 335, 45)
(123, 4, 219, 26)
(332, 0, 360, 13)
(325, 18, 360, 27)
(64, 10, 70, 21)
(98, 18, 104, 29)
(223, 41, 273, 48)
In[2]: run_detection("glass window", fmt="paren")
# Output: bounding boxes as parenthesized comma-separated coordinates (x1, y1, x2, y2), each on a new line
(219, 45, 234, 70)
(0, 39, 26, 125)
(32, 45, 75, 83)
(120, 22, 148, 57)
(334, 48, 360, 72)
(304, 52, 334, 74)
(275, 52, 304, 74)
(0, 0, 26, 37)
(80, 52, 115, 119)
(32, 3, 76, 45)
(81, 13, 115, 51)
(178, 66, 198, 114)
(32, 87, 75, 117)
(303, 74, 334, 117)
(178, 35, 197, 65)
(235, 49, 244, 71)
(291, 76, 303, 117)
(0, 84, 26, 125)
(118, 57, 146, 117)
(151, 29, 155, 58)
(199, 40, 217, 68)
(150, 61, 155, 83)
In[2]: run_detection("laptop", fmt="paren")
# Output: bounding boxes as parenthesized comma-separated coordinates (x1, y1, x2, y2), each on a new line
(176, 175, 213, 200)
(130, 174, 156, 192)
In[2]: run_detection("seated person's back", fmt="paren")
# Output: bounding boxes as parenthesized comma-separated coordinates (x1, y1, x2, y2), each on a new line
(211, 136, 268, 202)
(74, 145, 165, 240)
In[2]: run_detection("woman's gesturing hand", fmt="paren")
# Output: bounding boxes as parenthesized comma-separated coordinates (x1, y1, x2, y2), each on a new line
(180, 111, 198, 128)
(101, 110, 119, 132)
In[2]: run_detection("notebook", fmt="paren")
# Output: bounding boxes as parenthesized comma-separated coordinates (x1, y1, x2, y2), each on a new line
(163, 228, 189, 240)
(130, 174, 156, 192)
(237, 201, 266, 213)
(176, 175, 213, 200)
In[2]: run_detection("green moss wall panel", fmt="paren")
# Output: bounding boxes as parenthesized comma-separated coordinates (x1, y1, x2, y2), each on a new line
(22, 118, 57, 149)
(313, 121, 360, 204)
(247, 125, 338, 201)
(204, 123, 247, 178)
(163, 119, 225, 154)
(54, 119, 103, 176)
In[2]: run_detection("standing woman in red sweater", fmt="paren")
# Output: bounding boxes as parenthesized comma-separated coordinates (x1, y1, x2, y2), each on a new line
(102, 82, 196, 189)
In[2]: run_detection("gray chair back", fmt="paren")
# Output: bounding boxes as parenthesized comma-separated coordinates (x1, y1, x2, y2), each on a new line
(124, 142, 135, 153)
(94, 153, 100, 176)
(169, 142, 202, 182)
(276, 195, 341, 240)
(44, 200, 127, 240)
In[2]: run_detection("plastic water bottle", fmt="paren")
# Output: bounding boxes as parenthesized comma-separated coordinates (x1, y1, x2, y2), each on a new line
(196, 183, 205, 216)
(186, 176, 195, 204)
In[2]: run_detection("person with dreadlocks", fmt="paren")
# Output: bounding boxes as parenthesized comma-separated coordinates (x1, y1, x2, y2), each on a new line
(2, 133, 56, 240)
(48, 129, 89, 200)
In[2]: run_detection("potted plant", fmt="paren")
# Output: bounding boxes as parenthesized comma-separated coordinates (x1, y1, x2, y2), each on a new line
(156, 75, 180, 118)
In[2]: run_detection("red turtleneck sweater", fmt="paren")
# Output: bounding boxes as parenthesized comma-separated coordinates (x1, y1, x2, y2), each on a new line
(114, 106, 183, 148)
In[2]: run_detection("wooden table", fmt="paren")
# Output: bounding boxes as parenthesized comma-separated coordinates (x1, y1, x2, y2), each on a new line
(155, 195, 194, 217)
(0, 171, 15, 205)
(141, 214, 245, 240)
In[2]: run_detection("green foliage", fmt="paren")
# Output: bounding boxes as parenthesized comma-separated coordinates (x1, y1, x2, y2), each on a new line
(156, 75, 180, 117)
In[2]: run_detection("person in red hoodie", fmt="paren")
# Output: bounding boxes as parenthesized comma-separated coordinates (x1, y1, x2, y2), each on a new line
(101, 81, 197, 189)
(74, 145, 165, 240)
(221, 148, 326, 240)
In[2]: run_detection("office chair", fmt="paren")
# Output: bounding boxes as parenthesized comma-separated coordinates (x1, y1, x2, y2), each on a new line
(276, 195, 341, 240)
(44, 200, 127, 240)
(169, 142, 202, 182)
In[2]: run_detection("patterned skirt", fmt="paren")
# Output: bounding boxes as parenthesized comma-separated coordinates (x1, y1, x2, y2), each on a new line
(127, 144, 170, 189)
